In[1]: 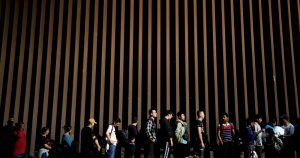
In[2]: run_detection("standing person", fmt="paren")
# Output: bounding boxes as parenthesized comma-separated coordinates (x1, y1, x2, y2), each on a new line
(279, 114, 295, 158)
(254, 114, 263, 158)
(175, 112, 189, 158)
(243, 118, 257, 158)
(62, 125, 75, 158)
(106, 118, 121, 158)
(195, 111, 208, 158)
(0, 118, 16, 158)
(36, 127, 52, 158)
(13, 122, 26, 158)
(293, 118, 300, 158)
(144, 109, 157, 158)
(127, 117, 138, 158)
(81, 118, 101, 158)
(160, 110, 174, 158)
(264, 128, 282, 158)
(217, 113, 235, 158)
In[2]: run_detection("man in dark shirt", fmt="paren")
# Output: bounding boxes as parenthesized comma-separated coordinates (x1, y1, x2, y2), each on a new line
(127, 117, 138, 158)
(81, 118, 100, 158)
(195, 111, 208, 158)
(160, 110, 174, 158)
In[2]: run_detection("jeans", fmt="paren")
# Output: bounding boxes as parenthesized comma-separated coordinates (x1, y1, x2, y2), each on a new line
(108, 144, 117, 158)
(14, 154, 25, 158)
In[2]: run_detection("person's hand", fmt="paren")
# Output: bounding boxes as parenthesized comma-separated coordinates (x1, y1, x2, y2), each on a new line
(170, 139, 174, 147)
(200, 143, 205, 149)
(110, 139, 116, 144)
(131, 138, 135, 143)
(220, 140, 223, 145)
(97, 145, 101, 151)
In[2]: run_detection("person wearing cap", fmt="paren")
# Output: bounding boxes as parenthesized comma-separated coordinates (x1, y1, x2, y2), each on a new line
(106, 118, 121, 158)
(81, 118, 101, 158)
(279, 114, 295, 158)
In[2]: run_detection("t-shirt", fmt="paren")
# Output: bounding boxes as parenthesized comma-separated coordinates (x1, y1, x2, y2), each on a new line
(217, 123, 234, 143)
(128, 124, 138, 142)
(196, 120, 205, 133)
(244, 126, 256, 146)
(282, 123, 294, 136)
(160, 118, 173, 143)
(254, 122, 263, 146)
(13, 128, 26, 155)
(107, 125, 117, 145)
(62, 134, 73, 147)
(195, 119, 207, 144)
(81, 126, 95, 153)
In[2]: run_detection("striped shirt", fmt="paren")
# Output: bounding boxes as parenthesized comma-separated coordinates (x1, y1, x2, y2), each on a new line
(217, 123, 234, 142)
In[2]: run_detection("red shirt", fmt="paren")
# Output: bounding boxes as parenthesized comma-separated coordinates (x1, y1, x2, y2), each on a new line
(13, 128, 26, 155)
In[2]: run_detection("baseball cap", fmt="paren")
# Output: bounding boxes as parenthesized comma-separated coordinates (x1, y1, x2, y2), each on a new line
(89, 118, 97, 125)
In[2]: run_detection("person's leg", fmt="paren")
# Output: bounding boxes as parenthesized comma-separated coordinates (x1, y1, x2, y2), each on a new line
(14, 154, 25, 158)
(163, 142, 170, 158)
(108, 144, 117, 158)
(229, 142, 235, 158)
(128, 144, 136, 158)
(255, 146, 263, 158)
(222, 142, 229, 158)
(146, 142, 154, 158)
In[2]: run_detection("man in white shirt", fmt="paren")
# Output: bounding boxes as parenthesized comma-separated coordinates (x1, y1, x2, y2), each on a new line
(280, 114, 295, 158)
(106, 118, 121, 158)
(254, 114, 263, 158)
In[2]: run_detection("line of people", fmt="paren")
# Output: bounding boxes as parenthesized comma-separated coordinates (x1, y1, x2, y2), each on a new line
(1, 110, 300, 158)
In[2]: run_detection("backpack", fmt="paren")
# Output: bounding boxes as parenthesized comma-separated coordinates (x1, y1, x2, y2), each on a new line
(219, 122, 234, 139)
(273, 136, 283, 153)
(116, 129, 129, 146)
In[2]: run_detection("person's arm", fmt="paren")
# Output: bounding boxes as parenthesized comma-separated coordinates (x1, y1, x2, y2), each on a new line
(231, 123, 235, 136)
(217, 125, 223, 145)
(290, 125, 295, 135)
(146, 120, 155, 142)
(167, 121, 174, 146)
(175, 122, 182, 141)
(106, 125, 115, 144)
(94, 137, 101, 151)
(198, 126, 205, 148)
(44, 143, 52, 150)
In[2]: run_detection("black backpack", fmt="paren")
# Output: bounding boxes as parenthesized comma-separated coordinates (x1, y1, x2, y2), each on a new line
(116, 129, 129, 147)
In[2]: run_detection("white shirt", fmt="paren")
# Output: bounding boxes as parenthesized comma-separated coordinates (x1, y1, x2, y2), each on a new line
(282, 123, 294, 136)
(107, 125, 118, 145)
(254, 122, 263, 146)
